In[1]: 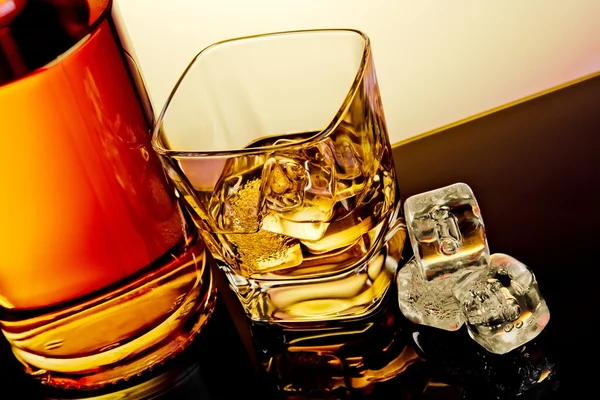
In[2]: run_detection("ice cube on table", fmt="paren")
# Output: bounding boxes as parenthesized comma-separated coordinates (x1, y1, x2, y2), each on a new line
(404, 182, 490, 280)
(397, 258, 464, 331)
(453, 253, 550, 354)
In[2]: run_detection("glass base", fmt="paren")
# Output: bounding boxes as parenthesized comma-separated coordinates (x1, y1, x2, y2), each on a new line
(2, 240, 216, 390)
(251, 294, 420, 398)
(220, 224, 406, 323)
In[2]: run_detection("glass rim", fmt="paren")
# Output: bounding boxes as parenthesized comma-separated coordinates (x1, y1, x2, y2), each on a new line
(151, 28, 371, 159)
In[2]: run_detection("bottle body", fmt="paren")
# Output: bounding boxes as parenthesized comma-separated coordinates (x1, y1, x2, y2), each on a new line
(0, 0, 216, 389)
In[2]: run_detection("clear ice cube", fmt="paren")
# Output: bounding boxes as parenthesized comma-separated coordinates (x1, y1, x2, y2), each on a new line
(259, 156, 332, 241)
(261, 215, 329, 241)
(261, 156, 308, 213)
(396, 258, 463, 331)
(453, 253, 550, 354)
(277, 143, 337, 223)
(404, 182, 490, 281)
(300, 214, 374, 254)
(260, 143, 338, 241)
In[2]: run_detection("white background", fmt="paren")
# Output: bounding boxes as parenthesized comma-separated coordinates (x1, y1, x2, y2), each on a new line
(115, 0, 600, 143)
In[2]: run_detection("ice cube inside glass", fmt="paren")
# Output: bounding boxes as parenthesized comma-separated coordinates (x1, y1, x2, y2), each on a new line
(404, 182, 490, 281)
(152, 30, 406, 323)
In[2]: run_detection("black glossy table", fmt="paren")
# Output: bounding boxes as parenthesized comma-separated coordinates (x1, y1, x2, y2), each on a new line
(2, 73, 598, 399)
(393, 72, 600, 399)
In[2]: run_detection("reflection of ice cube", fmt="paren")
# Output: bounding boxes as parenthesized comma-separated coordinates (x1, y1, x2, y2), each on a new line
(397, 259, 463, 331)
(330, 129, 362, 181)
(330, 132, 365, 211)
(405, 183, 490, 281)
(453, 253, 550, 355)
(412, 321, 557, 398)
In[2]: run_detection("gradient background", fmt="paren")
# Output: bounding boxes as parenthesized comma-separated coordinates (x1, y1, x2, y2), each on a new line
(115, 0, 600, 144)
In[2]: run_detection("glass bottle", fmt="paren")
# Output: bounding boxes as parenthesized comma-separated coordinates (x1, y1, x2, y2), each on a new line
(0, 0, 216, 389)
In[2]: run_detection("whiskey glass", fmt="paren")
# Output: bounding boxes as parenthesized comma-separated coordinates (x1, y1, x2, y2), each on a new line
(152, 29, 406, 323)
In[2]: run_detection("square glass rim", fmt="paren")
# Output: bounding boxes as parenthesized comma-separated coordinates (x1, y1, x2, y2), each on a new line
(151, 28, 372, 159)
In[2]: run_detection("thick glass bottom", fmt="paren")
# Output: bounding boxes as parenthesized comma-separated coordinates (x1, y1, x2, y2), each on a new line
(251, 293, 420, 398)
(220, 222, 406, 323)
(0, 238, 216, 390)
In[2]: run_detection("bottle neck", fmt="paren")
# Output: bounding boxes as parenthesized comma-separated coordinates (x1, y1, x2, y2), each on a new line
(0, 0, 110, 86)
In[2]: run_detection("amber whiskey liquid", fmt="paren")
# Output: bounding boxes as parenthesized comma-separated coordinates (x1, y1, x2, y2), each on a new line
(174, 124, 405, 322)
(0, 0, 215, 389)
(167, 96, 406, 323)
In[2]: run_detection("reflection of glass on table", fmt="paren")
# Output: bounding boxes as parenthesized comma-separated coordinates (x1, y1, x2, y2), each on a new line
(251, 297, 423, 398)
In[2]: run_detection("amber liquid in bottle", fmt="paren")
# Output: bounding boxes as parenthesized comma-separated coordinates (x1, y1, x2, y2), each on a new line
(0, 0, 215, 389)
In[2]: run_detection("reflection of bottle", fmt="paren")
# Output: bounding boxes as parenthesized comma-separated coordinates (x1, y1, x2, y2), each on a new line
(43, 353, 214, 400)
(0, 0, 215, 389)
